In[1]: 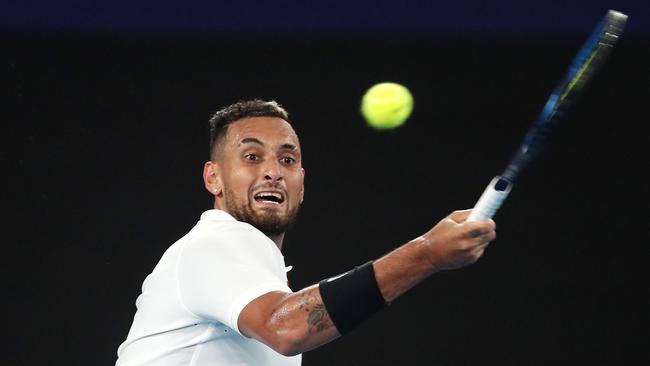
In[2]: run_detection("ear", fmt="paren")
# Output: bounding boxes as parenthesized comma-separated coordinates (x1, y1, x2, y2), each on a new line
(299, 168, 305, 204)
(203, 161, 223, 197)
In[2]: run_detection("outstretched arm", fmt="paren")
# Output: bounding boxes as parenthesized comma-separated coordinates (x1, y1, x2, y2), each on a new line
(238, 209, 496, 356)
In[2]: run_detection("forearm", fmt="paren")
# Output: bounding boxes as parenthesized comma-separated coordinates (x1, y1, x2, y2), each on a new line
(374, 210, 497, 302)
(245, 211, 495, 355)
(265, 237, 435, 354)
(373, 236, 438, 303)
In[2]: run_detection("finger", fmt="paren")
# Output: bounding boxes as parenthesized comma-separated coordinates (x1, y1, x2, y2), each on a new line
(469, 228, 485, 238)
(467, 234, 494, 250)
(476, 231, 496, 247)
(466, 227, 492, 239)
(464, 220, 496, 237)
(467, 247, 485, 264)
(448, 209, 473, 223)
(475, 218, 496, 231)
(473, 247, 486, 260)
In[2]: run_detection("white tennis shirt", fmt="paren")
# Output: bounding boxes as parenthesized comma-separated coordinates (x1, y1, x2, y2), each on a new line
(116, 209, 302, 366)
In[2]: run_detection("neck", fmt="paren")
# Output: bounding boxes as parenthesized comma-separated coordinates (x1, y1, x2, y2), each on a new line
(266, 233, 285, 251)
(214, 201, 286, 251)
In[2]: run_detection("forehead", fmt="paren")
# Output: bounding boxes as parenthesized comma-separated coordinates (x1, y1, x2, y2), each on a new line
(225, 116, 300, 149)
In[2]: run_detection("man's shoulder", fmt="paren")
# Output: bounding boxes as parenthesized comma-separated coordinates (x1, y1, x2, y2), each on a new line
(196, 209, 260, 236)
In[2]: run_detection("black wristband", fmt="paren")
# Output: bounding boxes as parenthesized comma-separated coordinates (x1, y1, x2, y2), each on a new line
(318, 261, 388, 335)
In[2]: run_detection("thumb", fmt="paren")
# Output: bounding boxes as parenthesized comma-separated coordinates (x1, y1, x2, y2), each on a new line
(447, 209, 473, 223)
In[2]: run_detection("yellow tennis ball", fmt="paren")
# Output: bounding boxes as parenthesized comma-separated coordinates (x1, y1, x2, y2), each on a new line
(361, 82, 413, 130)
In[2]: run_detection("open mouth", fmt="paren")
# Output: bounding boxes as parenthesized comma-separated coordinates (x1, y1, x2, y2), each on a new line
(254, 191, 285, 205)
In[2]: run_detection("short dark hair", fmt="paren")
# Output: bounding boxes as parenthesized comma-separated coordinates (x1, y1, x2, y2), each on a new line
(208, 99, 290, 160)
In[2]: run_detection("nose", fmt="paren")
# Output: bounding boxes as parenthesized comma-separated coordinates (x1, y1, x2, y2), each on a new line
(262, 158, 283, 182)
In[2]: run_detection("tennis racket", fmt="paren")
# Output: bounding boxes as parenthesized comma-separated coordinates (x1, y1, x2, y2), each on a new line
(467, 9, 628, 222)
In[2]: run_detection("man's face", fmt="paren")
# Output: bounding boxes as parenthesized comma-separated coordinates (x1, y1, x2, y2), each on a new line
(211, 117, 304, 235)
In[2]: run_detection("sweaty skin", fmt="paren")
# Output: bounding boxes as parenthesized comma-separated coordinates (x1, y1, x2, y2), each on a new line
(204, 117, 305, 249)
(202, 117, 496, 356)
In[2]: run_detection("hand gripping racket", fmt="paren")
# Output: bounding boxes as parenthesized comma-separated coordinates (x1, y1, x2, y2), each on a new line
(467, 10, 628, 222)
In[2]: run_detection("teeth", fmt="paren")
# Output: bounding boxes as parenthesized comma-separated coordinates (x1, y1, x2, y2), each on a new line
(255, 191, 283, 201)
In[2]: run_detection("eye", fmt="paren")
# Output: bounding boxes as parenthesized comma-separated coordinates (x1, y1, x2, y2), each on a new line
(280, 156, 296, 165)
(244, 154, 259, 161)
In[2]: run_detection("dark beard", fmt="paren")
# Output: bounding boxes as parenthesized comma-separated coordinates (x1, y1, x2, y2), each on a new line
(223, 189, 300, 236)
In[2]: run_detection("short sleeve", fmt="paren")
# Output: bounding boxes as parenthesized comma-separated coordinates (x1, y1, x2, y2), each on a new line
(177, 222, 291, 335)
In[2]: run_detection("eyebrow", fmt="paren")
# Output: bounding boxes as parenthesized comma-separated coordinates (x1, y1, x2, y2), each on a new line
(239, 137, 264, 147)
(239, 137, 299, 152)
(280, 143, 298, 151)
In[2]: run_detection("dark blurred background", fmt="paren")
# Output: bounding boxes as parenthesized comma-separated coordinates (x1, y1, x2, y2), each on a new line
(4, 1, 650, 365)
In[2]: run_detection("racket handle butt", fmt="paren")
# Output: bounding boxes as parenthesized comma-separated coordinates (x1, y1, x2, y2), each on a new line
(467, 176, 512, 222)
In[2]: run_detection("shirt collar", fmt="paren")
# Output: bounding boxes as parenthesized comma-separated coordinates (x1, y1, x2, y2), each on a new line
(200, 209, 236, 222)
(201, 209, 290, 263)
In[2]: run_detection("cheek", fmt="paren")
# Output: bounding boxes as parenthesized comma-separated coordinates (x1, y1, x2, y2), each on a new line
(224, 167, 256, 195)
(288, 172, 305, 198)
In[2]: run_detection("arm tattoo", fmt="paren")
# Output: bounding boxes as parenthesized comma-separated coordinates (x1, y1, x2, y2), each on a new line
(299, 290, 334, 333)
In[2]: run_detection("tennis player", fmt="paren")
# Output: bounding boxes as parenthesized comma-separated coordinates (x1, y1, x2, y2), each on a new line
(116, 99, 496, 366)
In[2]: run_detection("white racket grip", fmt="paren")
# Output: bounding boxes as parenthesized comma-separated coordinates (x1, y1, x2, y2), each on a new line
(467, 176, 512, 222)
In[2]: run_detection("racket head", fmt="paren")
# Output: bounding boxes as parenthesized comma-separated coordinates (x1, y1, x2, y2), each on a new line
(502, 10, 628, 182)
